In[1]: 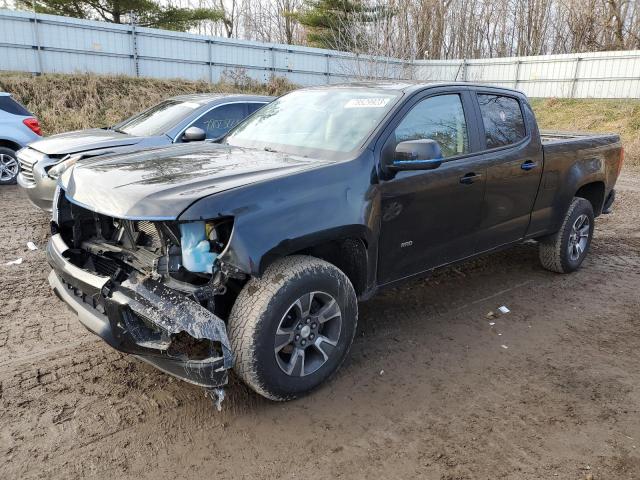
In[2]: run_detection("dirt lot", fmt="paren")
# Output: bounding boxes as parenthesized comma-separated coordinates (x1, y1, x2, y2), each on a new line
(1, 170, 639, 480)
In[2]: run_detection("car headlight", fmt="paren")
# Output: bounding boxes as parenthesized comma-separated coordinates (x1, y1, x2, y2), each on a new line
(52, 185, 61, 223)
(48, 155, 80, 179)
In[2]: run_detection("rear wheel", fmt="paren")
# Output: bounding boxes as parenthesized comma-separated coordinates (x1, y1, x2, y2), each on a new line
(539, 197, 594, 273)
(0, 147, 19, 185)
(228, 255, 358, 401)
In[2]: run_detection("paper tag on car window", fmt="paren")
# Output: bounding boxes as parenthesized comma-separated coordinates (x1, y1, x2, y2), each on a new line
(344, 98, 391, 109)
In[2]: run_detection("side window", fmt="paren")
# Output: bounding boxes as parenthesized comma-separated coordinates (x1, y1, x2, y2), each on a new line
(477, 94, 526, 149)
(0, 96, 32, 116)
(394, 94, 469, 159)
(247, 103, 267, 114)
(190, 103, 247, 139)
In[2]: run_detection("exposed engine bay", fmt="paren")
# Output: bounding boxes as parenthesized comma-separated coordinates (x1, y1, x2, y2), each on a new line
(48, 190, 245, 391)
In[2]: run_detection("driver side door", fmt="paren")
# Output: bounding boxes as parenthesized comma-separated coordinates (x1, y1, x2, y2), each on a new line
(378, 90, 487, 284)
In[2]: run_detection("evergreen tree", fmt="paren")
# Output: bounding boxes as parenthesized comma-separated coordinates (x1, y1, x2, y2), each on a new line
(295, 0, 385, 51)
(19, 0, 224, 31)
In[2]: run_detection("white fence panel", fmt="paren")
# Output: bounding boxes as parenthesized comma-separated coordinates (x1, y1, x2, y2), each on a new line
(0, 9, 639, 98)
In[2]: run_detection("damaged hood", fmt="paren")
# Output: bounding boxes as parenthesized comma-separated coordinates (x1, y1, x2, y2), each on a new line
(61, 143, 328, 219)
(30, 128, 145, 156)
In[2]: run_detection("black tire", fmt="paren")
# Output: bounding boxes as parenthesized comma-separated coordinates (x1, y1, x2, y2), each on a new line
(228, 255, 358, 401)
(0, 147, 19, 185)
(539, 197, 594, 273)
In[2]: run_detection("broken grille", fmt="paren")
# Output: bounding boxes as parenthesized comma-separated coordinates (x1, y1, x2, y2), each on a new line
(135, 220, 162, 248)
(18, 156, 36, 183)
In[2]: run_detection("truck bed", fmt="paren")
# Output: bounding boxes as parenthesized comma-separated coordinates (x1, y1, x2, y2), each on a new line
(540, 130, 621, 161)
(540, 130, 620, 146)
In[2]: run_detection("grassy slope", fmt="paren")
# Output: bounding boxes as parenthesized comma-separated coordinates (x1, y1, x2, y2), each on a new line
(531, 98, 639, 167)
(0, 72, 293, 135)
(0, 73, 637, 166)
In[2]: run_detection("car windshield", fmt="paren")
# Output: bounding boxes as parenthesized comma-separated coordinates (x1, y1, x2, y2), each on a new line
(225, 88, 400, 157)
(114, 100, 202, 136)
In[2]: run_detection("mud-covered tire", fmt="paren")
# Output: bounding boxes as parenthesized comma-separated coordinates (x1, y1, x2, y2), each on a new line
(539, 197, 594, 273)
(228, 255, 358, 401)
(0, 147, 19, 185)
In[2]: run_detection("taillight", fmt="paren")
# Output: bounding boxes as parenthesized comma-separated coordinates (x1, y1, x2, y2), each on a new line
(617, 147, 624, 177)
(23, 117, 42, 136)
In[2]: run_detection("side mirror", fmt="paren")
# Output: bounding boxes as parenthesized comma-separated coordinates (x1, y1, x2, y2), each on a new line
(389, 139, 443, 171)
(182, 126, 206, 142)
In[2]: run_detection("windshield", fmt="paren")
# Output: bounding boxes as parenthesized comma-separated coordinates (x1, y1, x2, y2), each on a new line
(114, 100, 201, 136)
(225, 88, 400, 157)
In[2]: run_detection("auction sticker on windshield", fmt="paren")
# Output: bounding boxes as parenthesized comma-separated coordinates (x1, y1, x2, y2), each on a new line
(344, 98, 391, 108)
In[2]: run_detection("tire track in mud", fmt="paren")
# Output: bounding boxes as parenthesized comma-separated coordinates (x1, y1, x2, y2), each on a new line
(1, 243, 548, 479)
(2, 172, 640, 479)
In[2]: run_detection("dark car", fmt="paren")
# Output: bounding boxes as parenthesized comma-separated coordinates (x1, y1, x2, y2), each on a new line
(17, 93, 272, 210)
(46, 83, 623, 404)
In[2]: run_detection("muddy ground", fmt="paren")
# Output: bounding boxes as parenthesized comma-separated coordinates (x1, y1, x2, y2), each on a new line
(1, 171, 639, 480)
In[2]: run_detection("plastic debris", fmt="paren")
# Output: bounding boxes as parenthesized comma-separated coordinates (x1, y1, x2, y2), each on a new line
(501, 345, 509, 349)
(489, 322, 496, 326)
(498, 305, 510, 314)
(498, 333, 503, 336)
(486, 311, 497, 319)
(205, 387, 226, 412)
(27, 241, 38, 251)
(5, 258, 23, 266)
(379, 369, 385, 376)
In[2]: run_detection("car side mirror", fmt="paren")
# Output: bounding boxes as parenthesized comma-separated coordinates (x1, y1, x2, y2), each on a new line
(182, 126, 206, 142)
(388, 139, 443, 171)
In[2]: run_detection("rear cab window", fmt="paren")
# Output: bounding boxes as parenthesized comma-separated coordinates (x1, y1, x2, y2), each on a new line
(0, 96, 32, 116)
(477, 94, 526, 149)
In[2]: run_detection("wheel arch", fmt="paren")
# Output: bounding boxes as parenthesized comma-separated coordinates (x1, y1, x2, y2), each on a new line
(0, 139, 22, 152)
(257, 227, 372, 298)
(575, 181, 605, 217)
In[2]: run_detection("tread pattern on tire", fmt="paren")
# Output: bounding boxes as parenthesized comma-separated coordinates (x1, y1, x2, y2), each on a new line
(228, 255, 356, 401)
(539, 197, 592, 273)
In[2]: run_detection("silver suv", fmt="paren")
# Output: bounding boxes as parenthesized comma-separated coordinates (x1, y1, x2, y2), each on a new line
(0, 93, 42, 185)
(18, 94, 272, 211)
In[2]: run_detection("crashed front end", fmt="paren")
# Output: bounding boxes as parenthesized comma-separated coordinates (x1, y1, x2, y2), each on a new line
(46, 188, 238, 388)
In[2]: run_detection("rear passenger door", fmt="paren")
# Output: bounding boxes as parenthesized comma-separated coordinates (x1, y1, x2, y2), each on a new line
(472, 92, 543, 252)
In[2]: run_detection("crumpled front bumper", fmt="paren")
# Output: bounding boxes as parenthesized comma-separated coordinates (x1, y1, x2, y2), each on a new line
(17, 160, 57, 212)
(46, 233, 233, 388)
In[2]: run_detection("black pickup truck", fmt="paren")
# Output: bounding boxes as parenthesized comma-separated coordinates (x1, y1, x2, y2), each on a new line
(47, 83, 623, 402)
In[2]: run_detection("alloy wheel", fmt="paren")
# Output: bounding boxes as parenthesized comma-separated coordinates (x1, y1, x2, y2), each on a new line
(274, 291, 342, 377)
(568, 213, 590, 261)
(0, 154, 18, 182)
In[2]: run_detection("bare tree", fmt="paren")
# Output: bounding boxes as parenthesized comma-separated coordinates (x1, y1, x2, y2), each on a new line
(138, 0, 640, 58)
(242, 0, 302, 44)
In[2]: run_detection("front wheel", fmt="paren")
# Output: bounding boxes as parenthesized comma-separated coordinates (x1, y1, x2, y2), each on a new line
(0, 147, 19, 185)
(539, 197, 594, 273)
(228, 255, 358, 401)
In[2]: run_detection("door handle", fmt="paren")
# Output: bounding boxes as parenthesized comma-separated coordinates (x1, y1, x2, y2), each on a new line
(521, 160, 538, 171)
(459, 172, 482, 184)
